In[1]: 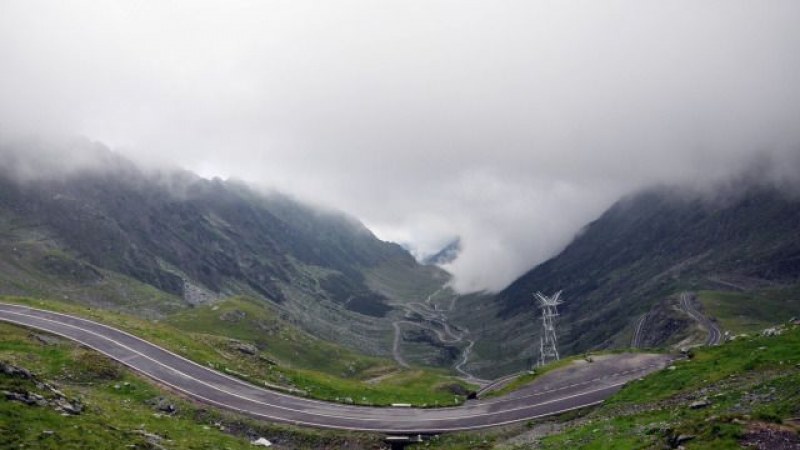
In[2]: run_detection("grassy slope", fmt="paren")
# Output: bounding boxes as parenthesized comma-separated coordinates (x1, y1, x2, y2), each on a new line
(0, 295, 472, 407)
(487, 186, 800, 369)
(698, 287, 800, 334)
(534, 326, 800, 449)
(0, 322, 380, 449)
(426, 324, 800, 449)
(165, 296, 473, 406)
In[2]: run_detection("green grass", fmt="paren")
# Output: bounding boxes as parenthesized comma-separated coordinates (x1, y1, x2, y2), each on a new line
(533, 369, 800, 450)
(0, 295, 474, 407)
(0, 322, 379, 449)
(697, 288, 800, 334)
(609, 324, 800, 406)
(165, 296, 381, 375)
(536, 408, 739, 450)
(524, 325, 800, 450)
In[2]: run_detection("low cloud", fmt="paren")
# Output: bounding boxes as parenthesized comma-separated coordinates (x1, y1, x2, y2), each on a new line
(1, 1, 799, 292)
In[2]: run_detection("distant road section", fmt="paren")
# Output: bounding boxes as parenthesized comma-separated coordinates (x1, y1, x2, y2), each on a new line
(631, 313, 649, 349)
(0, 303, 671, 433)
(679, 292, 722, 346)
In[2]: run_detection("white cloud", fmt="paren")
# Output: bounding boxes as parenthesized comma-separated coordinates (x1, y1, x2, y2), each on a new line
(1, 1, 799, 291)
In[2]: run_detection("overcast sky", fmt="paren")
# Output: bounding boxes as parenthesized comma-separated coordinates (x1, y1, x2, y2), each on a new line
(1, 1, 799, 292)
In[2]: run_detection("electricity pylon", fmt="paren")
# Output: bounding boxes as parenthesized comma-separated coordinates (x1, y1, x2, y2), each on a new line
(535, 291, 563, 368)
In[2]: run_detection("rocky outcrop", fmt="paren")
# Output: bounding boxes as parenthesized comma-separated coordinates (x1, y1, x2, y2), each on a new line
(1, 361, 83, 414)
(148, 396, 178, 415)
(228, 340, 259, 356)
(0, 360, 34, 379)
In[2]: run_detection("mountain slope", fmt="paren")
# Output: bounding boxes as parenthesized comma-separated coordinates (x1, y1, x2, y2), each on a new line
(0, 140, 447, 358)
(450, 182, 800, 377)
(423, 238, 462, 266)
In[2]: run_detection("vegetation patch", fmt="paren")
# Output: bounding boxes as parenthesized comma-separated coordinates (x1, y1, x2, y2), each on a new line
(68, 351, 124, 382)
(697, 288, 800, 334)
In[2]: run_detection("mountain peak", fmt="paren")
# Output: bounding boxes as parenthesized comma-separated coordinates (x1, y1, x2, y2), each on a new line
(422, 238, 462, 266)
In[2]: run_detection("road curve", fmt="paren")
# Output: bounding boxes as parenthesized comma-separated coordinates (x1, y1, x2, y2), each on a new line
(679, 292, 722, 346)
(631, 313, 649, 349)
(0, 303, 671, 434)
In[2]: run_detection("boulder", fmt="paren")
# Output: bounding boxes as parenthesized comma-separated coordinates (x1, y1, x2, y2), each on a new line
(134, 430, 167, 450)
(4, 390, 36, 405)
(0, 361, 34, 379)
(251, 437, 272, 447)
(54, 398, 83, 415)
(689, 399, 711, 409)
(229, 341, 258, 356)
(148, 396, 178, 414)
(29, 392, 48, 406)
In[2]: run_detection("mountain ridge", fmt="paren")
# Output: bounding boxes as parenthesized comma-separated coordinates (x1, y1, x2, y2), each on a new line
(0, 140, 448, 358)
(447, 181, 800, 377)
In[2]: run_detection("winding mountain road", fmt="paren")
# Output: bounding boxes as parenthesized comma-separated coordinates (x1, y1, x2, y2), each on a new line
(679, 292, 722, 346)
(631, 313, 649, 348)
(0, 303, 672, 433)
(390, 285, 490, 384)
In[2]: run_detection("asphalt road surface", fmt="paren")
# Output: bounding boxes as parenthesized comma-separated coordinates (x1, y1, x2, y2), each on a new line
(680, 292, 722, 346)
(631, 313, 649, 349)
(0, 303, 672, 434)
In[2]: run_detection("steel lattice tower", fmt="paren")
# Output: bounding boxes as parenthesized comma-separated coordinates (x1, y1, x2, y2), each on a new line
(535, 291, 563, 368)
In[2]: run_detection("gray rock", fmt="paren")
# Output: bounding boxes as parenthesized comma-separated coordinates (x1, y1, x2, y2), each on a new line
(689, 399, 711, 409)
(148, 396, 178, 414)
(667, 432, 696, 448)
(48, 387, 66, 399)
(4, 390, 36, 405)
(54, 398, 83, 415)
(134, 430, 167, 450)
(258, 355, 278, 365)
(0, 361, 34, 379)
(30, 392, 48, 406)
(229, 341, 258, 356)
